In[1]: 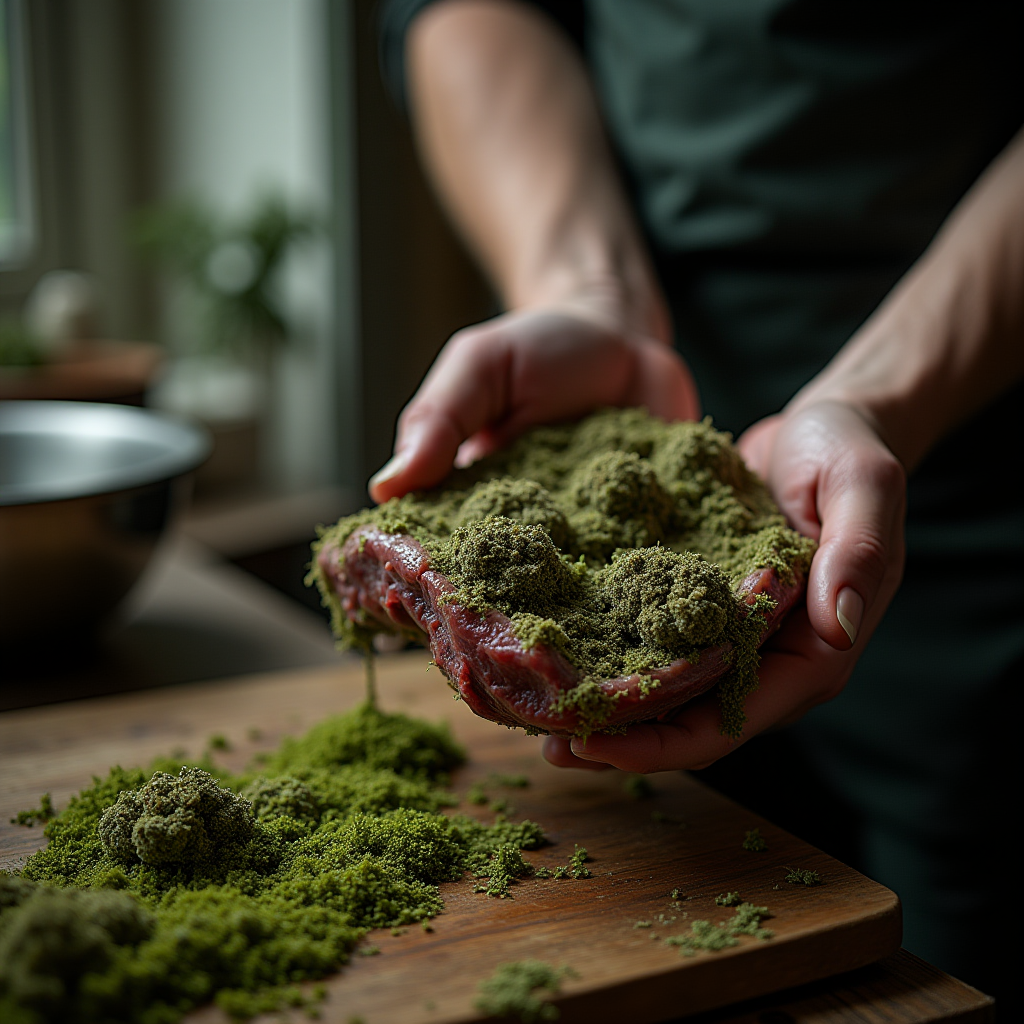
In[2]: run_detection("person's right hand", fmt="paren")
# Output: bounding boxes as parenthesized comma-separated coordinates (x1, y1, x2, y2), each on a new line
(369, 308, 700, 502)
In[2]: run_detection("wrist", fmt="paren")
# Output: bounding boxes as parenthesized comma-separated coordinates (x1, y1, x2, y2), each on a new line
(509, 248, 672, 346)
(784, 266, 961, 471)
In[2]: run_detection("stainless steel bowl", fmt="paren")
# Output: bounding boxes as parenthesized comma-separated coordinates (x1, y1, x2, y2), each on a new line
(0, 401, 210, 646)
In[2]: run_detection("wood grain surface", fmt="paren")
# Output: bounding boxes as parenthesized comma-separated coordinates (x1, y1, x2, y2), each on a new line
(0, 653, 902, 1024)
(680, 949, 995, 1024)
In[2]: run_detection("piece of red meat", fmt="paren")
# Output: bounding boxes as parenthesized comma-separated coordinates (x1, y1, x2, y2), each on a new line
(317, 526, 805, 736)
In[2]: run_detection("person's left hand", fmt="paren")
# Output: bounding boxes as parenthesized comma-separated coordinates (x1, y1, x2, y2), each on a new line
(543, 400, 907, 772)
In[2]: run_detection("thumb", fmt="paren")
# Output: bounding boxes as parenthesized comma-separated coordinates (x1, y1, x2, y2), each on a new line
(807, 431, 906, 651)
(369, 326, 507, 502)
(369, 409, 466, 502)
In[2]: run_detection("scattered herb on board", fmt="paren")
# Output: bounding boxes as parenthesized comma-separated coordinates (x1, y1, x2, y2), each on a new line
(310, 409, 817, 738)
(742, 828, 768, 852)
(715, 891, 742, 907)
(0, 670, 561, 1023)
(785, 867, 822, 886)
(665, 903, 773, 956)
(474, 960, 577, 1023)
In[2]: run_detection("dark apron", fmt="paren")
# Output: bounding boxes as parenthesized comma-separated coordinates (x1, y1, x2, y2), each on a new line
(381, 0, 1024, 1003)
(584, 0, 1024, 1003)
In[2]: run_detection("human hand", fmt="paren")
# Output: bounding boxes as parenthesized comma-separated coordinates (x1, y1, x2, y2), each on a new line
(369, 307, 700, 501)
(543, 400, 907, 773)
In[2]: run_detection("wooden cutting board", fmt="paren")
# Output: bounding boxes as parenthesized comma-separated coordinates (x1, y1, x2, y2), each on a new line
(0, 653, 901, 1024)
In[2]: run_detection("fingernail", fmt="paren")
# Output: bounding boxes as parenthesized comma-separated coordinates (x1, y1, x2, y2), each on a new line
(369, 450, 411, 491)
(570, 737, 598, 760)
(836, 587, 864, 645)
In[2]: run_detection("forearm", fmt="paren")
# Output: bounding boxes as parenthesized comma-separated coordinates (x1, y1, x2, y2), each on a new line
(407, 0, 669, 341)
(790, 127, 1024, 470)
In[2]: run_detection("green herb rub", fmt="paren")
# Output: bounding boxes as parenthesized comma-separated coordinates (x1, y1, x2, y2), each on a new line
(311, 410, 815, 738)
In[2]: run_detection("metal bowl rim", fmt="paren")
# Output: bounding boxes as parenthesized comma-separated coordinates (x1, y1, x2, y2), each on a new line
(0, 400, 211, 507)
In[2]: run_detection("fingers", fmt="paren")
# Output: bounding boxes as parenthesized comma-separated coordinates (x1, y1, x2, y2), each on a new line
(557, 608, 850, 772)
(542, 735, 614, 770)
(750, 403, 906, 653)
(368, 310, 703, 503)
(804, 413, 906, 652)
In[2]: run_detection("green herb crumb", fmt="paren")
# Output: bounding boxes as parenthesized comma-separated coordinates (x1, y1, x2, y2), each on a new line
(785, 867, 822, 886)
(568, 844, 591, 879)
(715, 892, 742, 907)
(742, 828, 768, 852)
(9, 792, 55, 827)
(474, 960, 576, 1023)
(207, 733, 231, 751)
(633, 920, 652, 929)
(485, 844, 534, 899)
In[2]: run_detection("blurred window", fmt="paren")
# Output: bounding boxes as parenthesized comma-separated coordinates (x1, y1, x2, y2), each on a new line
(0, 0, 33, 266)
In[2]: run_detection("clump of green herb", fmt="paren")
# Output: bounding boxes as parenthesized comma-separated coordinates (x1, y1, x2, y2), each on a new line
(484, 844, 534, 899)
(474, 960, 577, 1023)
(0, 702, 556, 1023)
(665, 903, 773, 956)
(311, 409, 816, 738)
(715, 892, 742, 907)
(10, 793, 56, 827)
(568, 844, 591, 879)
(98, 766, 256, 866)
(785, 867, 822, 886)
(742, 828, 767, 852)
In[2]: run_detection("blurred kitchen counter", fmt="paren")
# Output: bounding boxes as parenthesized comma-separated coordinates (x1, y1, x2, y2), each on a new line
(0, 532, 352, 711)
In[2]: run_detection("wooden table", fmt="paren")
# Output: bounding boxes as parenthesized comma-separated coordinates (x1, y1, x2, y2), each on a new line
(0, 655, 991, 1023)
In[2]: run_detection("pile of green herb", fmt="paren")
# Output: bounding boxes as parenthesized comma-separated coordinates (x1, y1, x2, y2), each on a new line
(0, 701, 549, 1024)
(311, 410, 815, 737)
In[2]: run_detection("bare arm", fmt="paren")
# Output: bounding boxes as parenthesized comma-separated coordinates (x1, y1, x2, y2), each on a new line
(782, 127, 1024, 471)
(407, 0, 667, 336)
(370, 0, 698, 502)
